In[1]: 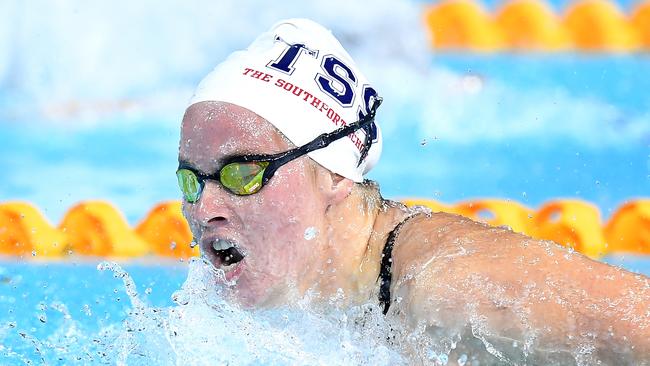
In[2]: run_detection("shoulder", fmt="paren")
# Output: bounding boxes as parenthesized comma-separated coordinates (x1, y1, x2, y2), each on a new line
(388, 211, 562, 315)
(391, 211, 522, 270)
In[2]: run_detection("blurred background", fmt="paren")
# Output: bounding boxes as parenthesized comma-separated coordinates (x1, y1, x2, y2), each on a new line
(0, 0, 648, 265)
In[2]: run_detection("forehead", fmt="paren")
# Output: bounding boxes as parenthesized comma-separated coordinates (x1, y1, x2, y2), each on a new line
(179, 102, 291, 170)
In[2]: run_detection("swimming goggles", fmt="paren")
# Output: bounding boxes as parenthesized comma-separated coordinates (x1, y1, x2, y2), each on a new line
(176, 97, 382, 202)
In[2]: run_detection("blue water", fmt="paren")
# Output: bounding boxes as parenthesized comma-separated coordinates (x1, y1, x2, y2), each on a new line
(0, 259, 406, 365)
(2, 55, 648, 223)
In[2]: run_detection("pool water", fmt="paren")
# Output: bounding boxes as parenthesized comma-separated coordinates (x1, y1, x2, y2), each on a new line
(0, 259, 408, 365)
(2, 253, 649, 364)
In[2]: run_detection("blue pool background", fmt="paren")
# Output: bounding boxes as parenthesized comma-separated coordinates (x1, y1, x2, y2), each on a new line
(0, 0, 648, 223)
(0, 0, 648, 264)
(1, 55, 648, 223)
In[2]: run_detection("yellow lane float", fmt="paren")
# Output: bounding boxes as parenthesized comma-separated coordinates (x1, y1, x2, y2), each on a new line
(423, 0, 504, 51)
(495, 0, 569, 50)
(604, 200, 650, 254)
(1, 199, 649, 258)
(563, 0, 639, 51)
(422, 0, 649, 51)
(631, 0, 650, 48)
(59, 201, 150, 257)
(401, 198, 458, 214)
(0, 202, 67, 256)
(135, 201, 196, 258)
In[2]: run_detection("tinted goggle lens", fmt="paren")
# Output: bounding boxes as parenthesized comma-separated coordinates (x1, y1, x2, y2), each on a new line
(176, 168, 202, 203)
(176, 161, 270, 202)
(220, 161, 269, 195)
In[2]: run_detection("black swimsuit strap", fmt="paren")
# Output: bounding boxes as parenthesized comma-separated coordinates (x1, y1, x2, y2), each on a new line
(378, 213, 423, 315)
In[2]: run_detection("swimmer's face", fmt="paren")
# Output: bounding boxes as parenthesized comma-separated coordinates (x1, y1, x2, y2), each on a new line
(179, 101, 329, 306)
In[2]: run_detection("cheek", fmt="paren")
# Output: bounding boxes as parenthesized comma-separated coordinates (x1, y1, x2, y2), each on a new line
(264, 165, 321, 224)
(241, 165, 323, 252)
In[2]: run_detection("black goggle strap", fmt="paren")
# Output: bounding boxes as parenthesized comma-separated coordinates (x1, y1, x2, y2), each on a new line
(177, 96, 382, 194)
(253, 97, 382, 183)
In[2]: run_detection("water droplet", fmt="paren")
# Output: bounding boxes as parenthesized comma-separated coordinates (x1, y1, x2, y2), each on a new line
(145, 287, 152, 295)
(31, 250, 36, 257)
(304, 227, 318, 240)
(170, 241, 177, 250)
(82, 304, 92, 316)
(37, 313, 47, 323)
(420, 138, 428, 146)
(458, 354, 468, 366)
(171, 291, 190, 306)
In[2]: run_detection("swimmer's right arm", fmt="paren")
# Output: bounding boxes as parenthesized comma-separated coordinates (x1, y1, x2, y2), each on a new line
(392, 212, 650, 363)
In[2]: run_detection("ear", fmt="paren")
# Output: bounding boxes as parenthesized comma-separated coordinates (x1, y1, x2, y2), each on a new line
(320, 170, 354, 205)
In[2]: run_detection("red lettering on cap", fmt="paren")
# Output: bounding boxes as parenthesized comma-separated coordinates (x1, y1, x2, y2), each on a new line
(310, 97, 322, 109)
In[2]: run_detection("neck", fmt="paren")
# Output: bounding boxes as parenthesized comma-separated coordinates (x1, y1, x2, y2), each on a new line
(312, 191, 410, 305)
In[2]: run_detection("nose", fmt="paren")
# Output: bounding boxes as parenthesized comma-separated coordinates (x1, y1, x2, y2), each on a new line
(188, 180, 234, 229)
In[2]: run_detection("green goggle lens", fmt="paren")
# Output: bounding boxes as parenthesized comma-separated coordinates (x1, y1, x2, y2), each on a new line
(176, 169, 202, 203)
(220, 161, 269, 195)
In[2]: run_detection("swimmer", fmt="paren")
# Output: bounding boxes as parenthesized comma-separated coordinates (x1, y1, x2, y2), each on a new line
(177, 19, 649, 363)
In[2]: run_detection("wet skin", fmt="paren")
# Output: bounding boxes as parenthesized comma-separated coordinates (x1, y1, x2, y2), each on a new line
(179, 101, 407, 307)
(389, 211, 650, 362)
(180, 101, 330, 306)
(179, 101, 650, 363)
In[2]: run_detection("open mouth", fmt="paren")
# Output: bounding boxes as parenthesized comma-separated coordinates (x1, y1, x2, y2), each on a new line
(210, 239, 245, 267)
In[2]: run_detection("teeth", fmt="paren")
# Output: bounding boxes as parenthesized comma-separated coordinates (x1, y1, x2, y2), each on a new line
(212, 239, 236, 251)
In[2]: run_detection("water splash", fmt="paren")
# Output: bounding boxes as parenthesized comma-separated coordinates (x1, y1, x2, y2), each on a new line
(0, 258, 406, 365)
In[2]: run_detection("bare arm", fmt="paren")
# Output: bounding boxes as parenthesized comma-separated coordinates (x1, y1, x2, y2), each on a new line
(391, 212, 650, 364)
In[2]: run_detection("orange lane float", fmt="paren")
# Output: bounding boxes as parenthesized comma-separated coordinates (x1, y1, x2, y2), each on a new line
(604, 200, 650, 255)
(135, 201, 196, 258)
(495, 0, 569, 50)
(0, 202, 67, 256)
(422, 0, 649, 51)
(631, 0, 650, 48)
(563, 0, 639, 51)
(453, 199, 535, 234)
(59, 201, 150, 257)
(529, 199, 607, 258)
(423, 0, 504, 51)
(1, 199, 649, 258)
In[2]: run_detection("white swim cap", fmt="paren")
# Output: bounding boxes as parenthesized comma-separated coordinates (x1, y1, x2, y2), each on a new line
(189, 18, 382, 182)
